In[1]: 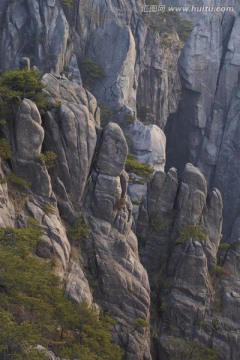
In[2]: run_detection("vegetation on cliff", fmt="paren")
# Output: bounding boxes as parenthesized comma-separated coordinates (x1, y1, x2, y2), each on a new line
(176, 225, 207, 244)
(0, 68, 47, 122)
(164, 336, 217, 360)
(144, 0, 192, 42)
(125, 153, 154, 183)
(0, 227, 123, 360)
(80, 58, 105, 89)
(61, 0, 73, 9)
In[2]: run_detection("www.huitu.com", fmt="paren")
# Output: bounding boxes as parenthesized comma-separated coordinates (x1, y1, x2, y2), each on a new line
(142, 4, 235, 13)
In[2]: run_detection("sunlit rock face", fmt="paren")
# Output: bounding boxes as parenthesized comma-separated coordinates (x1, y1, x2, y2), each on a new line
(126, 122, 166, 172)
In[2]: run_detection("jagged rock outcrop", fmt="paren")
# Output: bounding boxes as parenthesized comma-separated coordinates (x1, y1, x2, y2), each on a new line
(0, 0, 73, 75)
(137, 164, 222, 281)
(15, 99, 44, 160)
(85, 21, 137, 111)
(136, 163, 227, 358)
(126, 122, 166, 172)
(0, 0, 181, 129)
(137, 168, 178, 280)
(0, 65, 152, 358)
(136, 28, 181, 128)
(0, 160, 15, 227)
(26, 197, 71, 273)
(125, 122, 167, 223)
(166, 1, 240, 242)
(41, 73, 99, 221)
(84, 122, 151, 359)
(7, 98, 52, 198)
(3, 0, 240, 359)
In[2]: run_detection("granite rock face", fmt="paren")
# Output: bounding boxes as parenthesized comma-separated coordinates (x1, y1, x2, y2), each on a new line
(41, 73, 99, 220)
(83, 123, 151, 359)
(0, 0, 72, 74)
(85, 21, 137, 111)
(137, 164, 222, 282)
(40, 75, 152, 359)
(42, 77, 152, 357)
(15, 99, 44, 160)
(9, 98, 52, 199)
(0, 68, 152, 359)
(125, 121, 167, 223)
(136, 163, 240, 359)
(0, 160, 15, 228)
(0, 0, 181, 129)
(2, 0, 240, 359)
(126, 122, 166, 172)
(166, 2, 240, 242)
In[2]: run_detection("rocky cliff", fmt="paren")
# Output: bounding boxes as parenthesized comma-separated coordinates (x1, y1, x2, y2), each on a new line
(166, 0, 240, 242)
(1, 0, 240, 359)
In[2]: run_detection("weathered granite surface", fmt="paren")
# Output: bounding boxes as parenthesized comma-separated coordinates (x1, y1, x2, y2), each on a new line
(166, 1, 240, 243)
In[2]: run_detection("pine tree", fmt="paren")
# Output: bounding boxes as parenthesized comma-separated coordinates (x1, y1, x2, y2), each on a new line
(0, 68, 47, 122)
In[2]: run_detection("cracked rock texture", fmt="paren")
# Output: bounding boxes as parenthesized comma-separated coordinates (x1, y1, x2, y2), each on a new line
(136, 164, 240, 359)
(41, 73, 99, 221)
(2, 0, 240, 359)
(126, 122, 166, 172)
(0, 0, 181, 128)
(166, 0, 240, 243)
(0, 69, 152, 359)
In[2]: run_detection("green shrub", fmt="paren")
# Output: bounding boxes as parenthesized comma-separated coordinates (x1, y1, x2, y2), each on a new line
(143, 4, 192, 43)
(80, 58, 105, 89)
(150, 217, 165, 232)
(26, 217, 41, 228)
(133, 318, 149, 329)
(137, 105, 150, 122)
(218, 243, 230, 251)
(125, 135, 133, 149)
(0, 68, 47, 121)
(0, 227, 43, 257)
(124, 114, 135, 125)
(153, 269, 172, 290)
(132, 200, 140, 206)
(176, 225, 207, 244)
(0, 138, 12, 159)
(198, 319, 205, 328)
(160, 303, 168, 313)
(39, 151, 57, 169)
(129, 174, 146, 185)
(125, 153, 154, 182)
(43, 204, 56, 215)
(0, 227, 123, 360)
(54, 100, 62, 109)
(2, 172, 32, 189)
(213, 296, 221, 313)
(210, 266, 230, 277)
(176, 17, 193, 42)
(164, 336, 217, 360)
(99, 103, 113, 126)
(211, 318, 220, 331)
(0, 312, 46, 360)
(61, 0, 73, 9)
(68, 215, 89, 243)
(0, 120, 7, 126)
